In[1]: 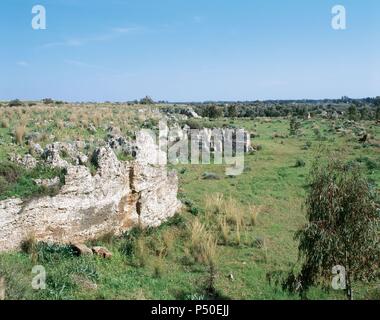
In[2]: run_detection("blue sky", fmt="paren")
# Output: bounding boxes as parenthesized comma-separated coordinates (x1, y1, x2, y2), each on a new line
(1, 0, 379, 101)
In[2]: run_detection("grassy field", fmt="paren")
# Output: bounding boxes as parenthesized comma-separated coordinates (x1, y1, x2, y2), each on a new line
(0, 105, 379, 300)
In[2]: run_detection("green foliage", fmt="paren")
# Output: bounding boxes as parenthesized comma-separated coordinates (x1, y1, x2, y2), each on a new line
(8, 99, 23, 107)
(289, 116, 301, 136)
(42, 98, 54, 105)
(348, 105, 359, 121)
(204, 105, 223, 119)
(185, 119, 203, 129)
(296, 157, 380, 299)
(227, 105, 238, 118)
(35, 242, 76, 263)
(302, 141, 312, 150)
(354, 157, 379, 171)
(116, 151, 134, 162)
(376, 107, 380, 121)
(139, 96, 155, 105)
(120, 227, 145, 258)
(0, 162, 65, 200)
(202, 172, 221, 180)
(294, 159, 306, 168)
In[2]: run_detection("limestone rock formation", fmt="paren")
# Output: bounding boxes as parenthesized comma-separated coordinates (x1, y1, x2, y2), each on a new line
(0, 131, 181, 252)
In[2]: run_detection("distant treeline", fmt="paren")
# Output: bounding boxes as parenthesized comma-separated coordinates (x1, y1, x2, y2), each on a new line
(165, 97, 380, 120)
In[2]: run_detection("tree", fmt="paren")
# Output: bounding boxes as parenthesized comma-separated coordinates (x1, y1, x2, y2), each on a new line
(373, 96, 380, 107)
(227, 105, 237, 118)
(347, 105, 358, 121)
(374, 97, 380, 120)
(42, 98, 54, 105)
(289, 116, 301, 136)
(359, 108, 368, 120)
(205, 105, 223, 119)
(139, 96, 155, 105)
(8, 99, 23, 107)
(296, 157, 379, 300)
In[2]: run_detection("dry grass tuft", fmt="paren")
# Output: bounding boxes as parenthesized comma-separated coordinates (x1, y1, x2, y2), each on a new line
(223, 197, 245, 228)
(135, 238, 148, 267)
(1, 119, 9, 128)
(21, 233, 38, 263)
(218, 216, 229, 245)
(188, 218, 218, 266)
(161, 230, 175, 256)
(205, 193, 224, 215)
(131, 288, 147, 300)
(249, 205, 262, 226)
(152, 254, 165, 278)
(15, 125, 26, 144)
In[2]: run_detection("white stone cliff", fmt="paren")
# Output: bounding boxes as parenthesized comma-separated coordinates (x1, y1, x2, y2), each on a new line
(0, 131, 181, 252)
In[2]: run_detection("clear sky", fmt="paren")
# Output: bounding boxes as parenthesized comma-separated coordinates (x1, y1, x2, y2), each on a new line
(1, 0, 379, 102)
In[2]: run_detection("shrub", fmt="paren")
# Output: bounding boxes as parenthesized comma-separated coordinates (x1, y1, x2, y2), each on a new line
(8, 99, 23, 107)
(42, 98, 54, 105)
(0, 161, 21, 184)
(302, 141, 312, 150)
(139, 96, 155, 105)
(185, 119, 203, 130)
(204, 105, 223, 119)
(0, 176, 9, 194)
(20, 233, 38, 262)
(355, 156, 379, 171)
(289, 116, 301, 136)
(120, 227, 144, 257)
(202, 172, 220, 180)
(1, 119, 9, 128)
(294, 159, 306, 168)
(35, 242, 76, 263)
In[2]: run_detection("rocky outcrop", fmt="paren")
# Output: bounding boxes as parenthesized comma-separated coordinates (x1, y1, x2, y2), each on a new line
(0, 131, 181, 252)
(182, 107, 201, 119)
(9, 154, 38, 169)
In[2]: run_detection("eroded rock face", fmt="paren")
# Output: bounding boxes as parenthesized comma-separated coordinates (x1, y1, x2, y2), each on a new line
(0, 132, 181, 252)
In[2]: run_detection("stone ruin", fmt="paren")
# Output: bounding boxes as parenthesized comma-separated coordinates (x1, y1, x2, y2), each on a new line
(0, 131, 181, 252)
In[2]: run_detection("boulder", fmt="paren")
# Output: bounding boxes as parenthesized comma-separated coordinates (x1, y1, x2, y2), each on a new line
(92, 246, 112, 259)
(181, 107, 201, 119)
(33, 177, 61, 188)
(9, 153, 37, 169)
(30, 143, 44, 156)
(71, 243, 93, 256)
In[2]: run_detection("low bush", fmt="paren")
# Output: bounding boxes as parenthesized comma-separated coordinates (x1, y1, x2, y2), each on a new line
(294, 159, 306, 168)
(8, 99, 23, 107)
(202, 172, 220, 180)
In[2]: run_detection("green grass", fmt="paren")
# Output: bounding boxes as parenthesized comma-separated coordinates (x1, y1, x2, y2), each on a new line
(0, 114, 379, 300)
(0, 162, 65, 201)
